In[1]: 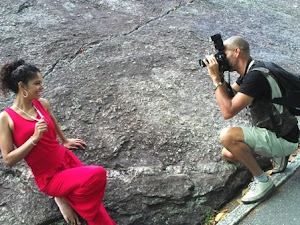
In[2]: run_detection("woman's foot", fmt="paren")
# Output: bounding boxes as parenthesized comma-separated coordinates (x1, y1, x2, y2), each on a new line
(54, 197, 81, 225)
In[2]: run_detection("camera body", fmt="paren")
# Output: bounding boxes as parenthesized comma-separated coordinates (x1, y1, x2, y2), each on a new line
(199, 34, 230, 72)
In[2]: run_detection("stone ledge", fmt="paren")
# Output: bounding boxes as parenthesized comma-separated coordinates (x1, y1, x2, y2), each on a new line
(217, 153, 300, 225)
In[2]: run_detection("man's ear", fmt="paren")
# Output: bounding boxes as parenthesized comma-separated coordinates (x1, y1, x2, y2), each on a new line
(234, 47, 241, 57)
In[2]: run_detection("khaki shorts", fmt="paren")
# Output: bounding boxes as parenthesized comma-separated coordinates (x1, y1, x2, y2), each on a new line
(241, 126, 298, 157)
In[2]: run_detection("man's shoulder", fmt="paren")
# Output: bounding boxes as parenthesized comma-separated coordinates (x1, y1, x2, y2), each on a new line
(244, 69, 266, 82)
(240, 67, 271, 99)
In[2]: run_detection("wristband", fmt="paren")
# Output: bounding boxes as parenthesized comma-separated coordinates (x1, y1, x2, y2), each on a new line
(213, 81, 223, 91)
(30, 136, 37, 146)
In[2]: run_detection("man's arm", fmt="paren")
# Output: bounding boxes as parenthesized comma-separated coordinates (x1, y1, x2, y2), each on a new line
(231, 82, 240, 94)
(204, 55, 253, 119)
(214, 83, 253, 119)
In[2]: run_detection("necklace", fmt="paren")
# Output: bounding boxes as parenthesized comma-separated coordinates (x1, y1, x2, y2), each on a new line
(16, 105, 44, 122)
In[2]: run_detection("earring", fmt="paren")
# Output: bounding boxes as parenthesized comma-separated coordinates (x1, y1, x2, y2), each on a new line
(22, 89, 28, 98)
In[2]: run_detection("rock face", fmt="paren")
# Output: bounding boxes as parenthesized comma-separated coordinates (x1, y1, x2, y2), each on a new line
(0, 0, 299, 224)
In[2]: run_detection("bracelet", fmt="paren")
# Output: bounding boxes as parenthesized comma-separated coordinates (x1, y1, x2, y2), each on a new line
(30, 136, 37, 146)
(213, 81, 223, 91)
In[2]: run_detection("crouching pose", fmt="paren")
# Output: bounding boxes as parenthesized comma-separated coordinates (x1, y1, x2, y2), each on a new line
(204, 36, 299, 204)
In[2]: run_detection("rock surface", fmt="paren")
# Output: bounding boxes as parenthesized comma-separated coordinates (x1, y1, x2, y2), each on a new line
(0, 0, 299, 224)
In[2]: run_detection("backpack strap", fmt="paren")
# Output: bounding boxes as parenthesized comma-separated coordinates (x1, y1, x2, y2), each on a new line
(250, 62, 300, 116)
(249, 62, 286, 104)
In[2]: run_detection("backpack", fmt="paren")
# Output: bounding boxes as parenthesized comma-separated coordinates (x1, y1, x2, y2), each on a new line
(253, 61, 300, 116)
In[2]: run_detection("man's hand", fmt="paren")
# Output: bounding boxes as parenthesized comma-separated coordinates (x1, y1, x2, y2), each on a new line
(204, 54, 222, 83)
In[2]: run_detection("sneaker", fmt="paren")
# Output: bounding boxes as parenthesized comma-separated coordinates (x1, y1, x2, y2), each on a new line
(271, 155, 289, 174)
(241, 178, 275, 204)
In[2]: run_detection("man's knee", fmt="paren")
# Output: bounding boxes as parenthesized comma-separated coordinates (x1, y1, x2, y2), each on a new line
(219, 127, 243, 146)
(219, 127, 234, 145)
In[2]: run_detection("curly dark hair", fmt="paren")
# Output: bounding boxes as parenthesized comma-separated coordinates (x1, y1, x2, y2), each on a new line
(0, 59, 40, 96)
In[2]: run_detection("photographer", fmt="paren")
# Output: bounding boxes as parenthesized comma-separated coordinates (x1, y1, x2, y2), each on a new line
(203, 35, 299, 204)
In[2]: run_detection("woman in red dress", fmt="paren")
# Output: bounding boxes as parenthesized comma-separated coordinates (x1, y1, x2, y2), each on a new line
(0, 59, 116, 225)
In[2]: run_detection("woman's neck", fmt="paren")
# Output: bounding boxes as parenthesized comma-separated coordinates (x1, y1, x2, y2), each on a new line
(13, 95, 33, 111)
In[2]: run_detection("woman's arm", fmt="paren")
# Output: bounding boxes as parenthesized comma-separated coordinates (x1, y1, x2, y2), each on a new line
(0, 111, 46, 166)
(39, 98, 86, 150)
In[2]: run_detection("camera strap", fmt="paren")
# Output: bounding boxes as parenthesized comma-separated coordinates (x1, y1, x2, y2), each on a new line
(224, 71, 235, 98)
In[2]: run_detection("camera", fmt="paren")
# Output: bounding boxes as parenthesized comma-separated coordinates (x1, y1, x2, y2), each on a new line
(199, 33, 230, 72)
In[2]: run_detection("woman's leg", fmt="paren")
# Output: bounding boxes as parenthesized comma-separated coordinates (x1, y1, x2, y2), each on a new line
(89, 204, 116, 225)
(45, 166, 115, 224)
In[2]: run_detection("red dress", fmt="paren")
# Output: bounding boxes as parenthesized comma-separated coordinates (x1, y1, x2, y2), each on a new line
(5, 100, 116, 225)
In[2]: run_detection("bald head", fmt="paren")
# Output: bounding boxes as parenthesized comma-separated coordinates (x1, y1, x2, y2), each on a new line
(224, 36, 250, 57)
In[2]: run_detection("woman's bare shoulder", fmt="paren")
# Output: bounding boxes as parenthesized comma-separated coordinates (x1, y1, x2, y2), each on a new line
(0, 110, 9, 121)
(38, 98, 51, 110)
(0, 110, 13, 129)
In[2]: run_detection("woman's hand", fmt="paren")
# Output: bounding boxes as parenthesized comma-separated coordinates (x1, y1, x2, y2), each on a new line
(63, 138, 86, 150)
(32, 118, 48, 143)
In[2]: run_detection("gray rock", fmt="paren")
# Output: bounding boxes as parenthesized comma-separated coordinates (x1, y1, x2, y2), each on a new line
(1, 0, 299, 224)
